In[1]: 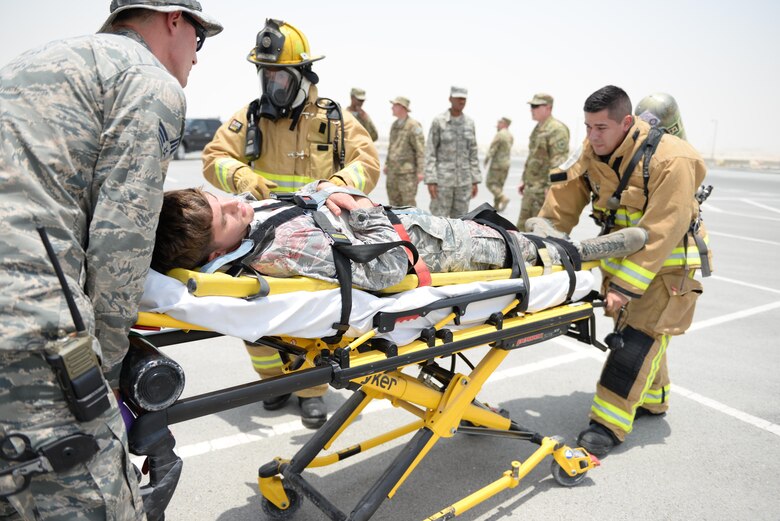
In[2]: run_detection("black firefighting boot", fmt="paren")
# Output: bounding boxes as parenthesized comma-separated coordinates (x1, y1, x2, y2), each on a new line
(299, 396, 327, 429)
(578, 227, 649, 261)
(262, 393, 292, 411)
(635, 406, 667, 419)
(577, 422, 622, 457)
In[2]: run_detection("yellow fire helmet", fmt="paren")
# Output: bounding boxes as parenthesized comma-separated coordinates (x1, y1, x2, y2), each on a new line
(247, 19, 325, 67)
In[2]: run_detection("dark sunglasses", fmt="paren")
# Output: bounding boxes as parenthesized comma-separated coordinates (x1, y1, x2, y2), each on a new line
(530, 104, 542, 109)
(182, 12, 206, 52)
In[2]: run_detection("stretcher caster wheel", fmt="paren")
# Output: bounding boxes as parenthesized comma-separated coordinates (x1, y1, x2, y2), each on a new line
(550, 459, 587, 487)
(261, 488, 301, 519)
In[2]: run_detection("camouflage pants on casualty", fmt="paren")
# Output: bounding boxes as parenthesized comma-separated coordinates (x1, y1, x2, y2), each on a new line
(244, 342, 327, 398)
(589, 269, 702, 441)
(0, 351, 145, 521)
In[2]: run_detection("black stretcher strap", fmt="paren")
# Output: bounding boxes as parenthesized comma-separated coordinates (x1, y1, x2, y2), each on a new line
(538, 236, 581, 303)
(310, 211, 415, 344)
(461, 203, 530, 312)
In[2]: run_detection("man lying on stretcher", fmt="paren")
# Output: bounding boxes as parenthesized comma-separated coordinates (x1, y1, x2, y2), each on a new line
(151, 181, 647, 291)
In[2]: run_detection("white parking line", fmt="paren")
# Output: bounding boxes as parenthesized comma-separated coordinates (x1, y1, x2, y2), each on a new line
(688, 300, 780, 332)
(741, 198, 780, 214)
(707, 231, 780, 247)
(710, 274, 780, 295)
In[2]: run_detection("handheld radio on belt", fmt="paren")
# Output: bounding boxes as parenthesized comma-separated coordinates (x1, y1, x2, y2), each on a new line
(0, 228, 106, 499)
(37, 226, 110, 422)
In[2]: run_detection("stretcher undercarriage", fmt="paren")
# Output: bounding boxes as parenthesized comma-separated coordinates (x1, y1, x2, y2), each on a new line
(128, 262, 605, 520)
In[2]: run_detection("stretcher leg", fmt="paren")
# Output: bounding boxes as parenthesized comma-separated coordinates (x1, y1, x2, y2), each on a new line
(248, 303, 603, 519)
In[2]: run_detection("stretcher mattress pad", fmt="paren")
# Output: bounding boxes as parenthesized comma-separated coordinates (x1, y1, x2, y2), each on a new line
(139, 269, 597, 346)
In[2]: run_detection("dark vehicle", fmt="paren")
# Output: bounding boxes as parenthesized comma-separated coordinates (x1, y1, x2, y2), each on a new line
(175, 118, 221, 160)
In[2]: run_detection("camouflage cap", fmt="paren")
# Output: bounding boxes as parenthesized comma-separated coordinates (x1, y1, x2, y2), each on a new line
(450, 86, 468, 99)
(99, 0, 223, 37)
(389, 96, 411, 111)
(351, 87, 366, 101)
(528, 93, 554, 106)
(500, 117, 512, 125)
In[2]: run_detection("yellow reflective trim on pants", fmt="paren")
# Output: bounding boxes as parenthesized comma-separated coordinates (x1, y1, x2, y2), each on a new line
(635, 335, 669, 415)
(215, 158, 245, 192)
(642, 384, 670, 405)
(251, 353, 283, 369)
(591, 396, 633, 432)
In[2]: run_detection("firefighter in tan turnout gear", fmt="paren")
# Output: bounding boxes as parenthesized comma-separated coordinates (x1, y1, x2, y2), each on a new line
(535, 85, 711, 456)
(202, 19, 380, 428)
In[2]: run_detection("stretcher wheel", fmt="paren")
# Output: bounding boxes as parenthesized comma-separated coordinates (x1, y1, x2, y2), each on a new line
(550, 460, 588, 487)
(261, 488, 301, 519)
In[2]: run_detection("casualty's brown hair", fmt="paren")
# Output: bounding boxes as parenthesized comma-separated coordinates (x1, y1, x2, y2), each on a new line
(151, 188, 213, 273)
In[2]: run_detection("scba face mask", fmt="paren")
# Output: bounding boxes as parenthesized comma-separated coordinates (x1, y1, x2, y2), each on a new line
(257, 67, 310, 120)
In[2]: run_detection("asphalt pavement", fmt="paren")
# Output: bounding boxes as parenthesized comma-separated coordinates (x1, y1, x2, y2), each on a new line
(152, 156, 780, 521)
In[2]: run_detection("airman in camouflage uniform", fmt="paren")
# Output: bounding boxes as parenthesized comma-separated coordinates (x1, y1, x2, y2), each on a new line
(347, 87, 379, 142)
(484, 117, 514, 212)
(424, 86, 481, 218)
(0, 1, 221, 518)
(385, 96, 425, 206)
(518, 93, 570, 229)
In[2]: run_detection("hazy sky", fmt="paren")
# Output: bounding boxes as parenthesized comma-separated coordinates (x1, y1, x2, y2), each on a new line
(2, 1, 779, 158)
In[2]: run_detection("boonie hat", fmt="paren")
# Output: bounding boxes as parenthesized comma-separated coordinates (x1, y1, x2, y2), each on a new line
(389, 96, 411, 111)
(528, 93, 554, 106)
(99, 0, 223, 37)
(500, 117, 512, 125)
(450, 86, 468, 98)
(351, 87, 366, 100)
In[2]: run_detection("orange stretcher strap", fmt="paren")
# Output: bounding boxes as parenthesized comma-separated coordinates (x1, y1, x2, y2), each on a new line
(386, 210, 431, 287)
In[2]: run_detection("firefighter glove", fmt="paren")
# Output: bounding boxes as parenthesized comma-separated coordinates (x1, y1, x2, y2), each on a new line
(233, 170, 276, 200)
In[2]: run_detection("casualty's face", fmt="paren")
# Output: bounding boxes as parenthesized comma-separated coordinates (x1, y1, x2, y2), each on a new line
(206, 193, 254, 260)
(584, 109, 631, 156)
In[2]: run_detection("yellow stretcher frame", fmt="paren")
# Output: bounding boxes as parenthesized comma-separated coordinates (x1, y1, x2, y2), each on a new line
(134, 264, 602, 520)
(164, 261, 598, 298)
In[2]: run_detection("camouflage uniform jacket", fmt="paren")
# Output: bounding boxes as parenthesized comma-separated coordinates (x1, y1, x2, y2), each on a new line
(351, 108, 379, 142)
(241, 185, 408, 291)
(424, 110, 481, 187)
(540, 119, 711, 301)
(523, 116, 570, 190)
(204, 86, 379, 196)
(0, 30, 186, 384)
(234, 184, 550, 291)
(486, 128, 514, 170)
(386, 117, 425, 176)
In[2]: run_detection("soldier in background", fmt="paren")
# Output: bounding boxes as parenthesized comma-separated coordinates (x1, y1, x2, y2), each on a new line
(424, 86, 481, 218)
(0, 0, 221, 518)
(347, 87, 379, 141)
(484, 117, 514, 212)
(385, 96, 425, 206)
(517, 93, 570, 229)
